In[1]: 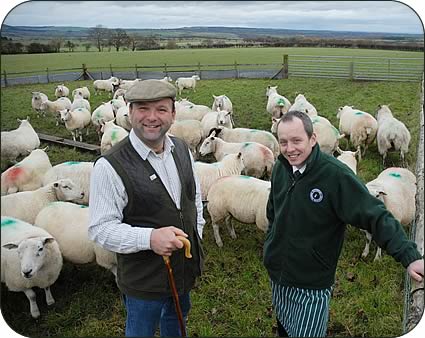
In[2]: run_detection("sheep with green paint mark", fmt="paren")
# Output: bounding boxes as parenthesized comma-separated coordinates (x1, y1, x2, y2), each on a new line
(362, 167, 416, 261)
(1, 216, 63, 318)
(194, 152, 245, 200)
(100, 120, 129, 154)
(34, 202, 117, 275)
(199, 131, 274, 178)
(1, 148, 52, 196)
(71, 92, 91, 112)
(336, 105, 378, 160)
(266, 85, 292, 118)
(206, 175, 271, 247)
(175, 100, 211, 121)
(42, 161, 93, 205)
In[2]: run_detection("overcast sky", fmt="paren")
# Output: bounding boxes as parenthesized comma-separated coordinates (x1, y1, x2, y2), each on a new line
(1, 0, 424, 34)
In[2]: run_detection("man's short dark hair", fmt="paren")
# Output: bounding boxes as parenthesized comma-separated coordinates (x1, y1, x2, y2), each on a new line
(278, 110, 314, 138)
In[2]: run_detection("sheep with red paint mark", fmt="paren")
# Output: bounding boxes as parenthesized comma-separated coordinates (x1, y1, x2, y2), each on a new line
(1, 216, 63, 318)
(1, 148, 52, 196)
(206, 175, 271, 247)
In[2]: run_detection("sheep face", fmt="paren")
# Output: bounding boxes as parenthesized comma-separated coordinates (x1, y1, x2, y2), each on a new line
(59, 109, 71, 122)
(53, 179, 85, 202)
(217, 111, 232, 127)
(266, 86, 278, 97)
(3, 237, 55, 279)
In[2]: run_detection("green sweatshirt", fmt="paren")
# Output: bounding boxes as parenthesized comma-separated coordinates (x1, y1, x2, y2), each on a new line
(263, 144, 421, 289)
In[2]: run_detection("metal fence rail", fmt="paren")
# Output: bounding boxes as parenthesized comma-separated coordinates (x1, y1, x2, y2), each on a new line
(2, 54, 423, 87)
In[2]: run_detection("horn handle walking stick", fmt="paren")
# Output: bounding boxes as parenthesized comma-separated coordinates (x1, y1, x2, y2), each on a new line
(162, 236, 192, 337)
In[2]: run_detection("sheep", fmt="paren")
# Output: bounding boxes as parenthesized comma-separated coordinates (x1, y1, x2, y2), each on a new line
(175, 75, 200, 96)
(200, 110, 233, 138)
(194, 152, 245, 200)
(1, 179, 85, 224)
(175, 101, 211, 121)
(42, 161, 93, 205)
(362, 167, 416, 261)
(71, 93, 91, 112)
(1, 216, 63, 318)
(39, 97, 72, 126)
(91, 102, 115, 139)
(31, 92, 48, 117)
(199, 133, 274, 178)
(168, 120, 203, 159)
(100, 120, 129, 154)
(375, 104, 411, 166)
(160, 76, 173, 83)
(310, 115, 344, 155)
(1, 118, 40, 164)
(335, 147, 360, 174)
(118, 78, 142, 91)
(109, 97, 127, 113)
(288, 94, 318, 116)
(212, 95, 233, 113)
(34, 202, 117, 275)
(59, 108, 91, 142)
(54, 84, 70, 98)
(116, 103, 132, 131)
(113, 87, 127, 100)
(337, 105, 378, 160)
(212, 127, 280, 158)
(93, 76, 119, 96)
(266, 85, 291, 118)
(206, 175, 271, 247)
(72, 86, 91, 100)
(1, 148, 52, 195)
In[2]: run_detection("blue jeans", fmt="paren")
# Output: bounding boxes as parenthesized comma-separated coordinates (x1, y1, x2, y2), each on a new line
(123, 293, 191, 337)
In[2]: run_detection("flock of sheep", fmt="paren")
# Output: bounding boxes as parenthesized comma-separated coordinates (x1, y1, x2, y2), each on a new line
(0, 74, 417, 319)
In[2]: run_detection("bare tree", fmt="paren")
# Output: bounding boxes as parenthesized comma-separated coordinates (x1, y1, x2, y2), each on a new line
(88, 25, 110, 52)
(110, 29, 130, 52)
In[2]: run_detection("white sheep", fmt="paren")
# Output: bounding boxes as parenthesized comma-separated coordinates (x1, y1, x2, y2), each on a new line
(160, 76, 173, 83)
(100, 120, 129, 154)
(118, 78, 142, 91)
(1, 179, 85, 224)
(288, 94, 318, 116)
(71, 93, 91, 112)
(91, 102, 115, 139)
(113, 88, 127, 100)
(116, 103, 132, 131)
(34, 202, 117, 275)
(212, 127, 280, 158)
(363, 167, 416, 260)
(168, 120, 203, 159)
(212, 95, 233, 113)
(93, 76, 119, 96)
(337, 105, 378, 160)
(206, 175, 271, 247)
(31, 92, 48, 117)
(72, 86, 91, 100)
(1, 118, 40, 164)
(1, 148, 52, 195)
(1, 216, 63, 318)
(109, 97, 127, 113)
(310, 115, 344, 155)
(175, 75, 200, 96)
(199, 133, 274, 178)
(335, 147, 360, 174)
(59, 108, 91, 142)
(54, 84, 70, 98)
(42, 161, 93, 205)
(266, 86, 291, 118)
(375, 104, 411, 166)
(175, 101, 211, 121)
(194, 152, 245, 200)
(39, 97, 72, 126)
(200, 110, 233, 138)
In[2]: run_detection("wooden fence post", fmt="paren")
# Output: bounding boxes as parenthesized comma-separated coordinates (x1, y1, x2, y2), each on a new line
(109, 64, 114, 77)
(164, 63, 168, 77)
(234, 61, 238, 79)
(349, 61, 354, 80)
(198, 62, 202, 78)
(3, 70, 8, 87)
(46, 67, 50, 83)
(135, 64, 139, 78)
(282, 54, 289, 79)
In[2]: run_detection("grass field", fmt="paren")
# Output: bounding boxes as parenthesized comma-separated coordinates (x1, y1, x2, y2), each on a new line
(1, 47, 423, 75)
(0, 72, 423, 337)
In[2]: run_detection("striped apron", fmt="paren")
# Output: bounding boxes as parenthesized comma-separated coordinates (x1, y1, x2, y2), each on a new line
(271, 280, 332, 337)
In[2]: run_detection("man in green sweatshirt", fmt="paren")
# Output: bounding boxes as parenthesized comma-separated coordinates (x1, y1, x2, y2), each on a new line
(263, 110, 423, 337)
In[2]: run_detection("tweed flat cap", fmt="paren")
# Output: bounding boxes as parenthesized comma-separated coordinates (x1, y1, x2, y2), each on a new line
(125, 79, 176, 103)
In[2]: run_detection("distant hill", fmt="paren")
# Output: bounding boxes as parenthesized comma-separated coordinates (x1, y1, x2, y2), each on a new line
(2, 24, 423, 41)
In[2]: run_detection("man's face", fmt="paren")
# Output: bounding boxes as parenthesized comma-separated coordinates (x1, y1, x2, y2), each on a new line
(129, 98, 175, 151)
(277, 117, 316, 168)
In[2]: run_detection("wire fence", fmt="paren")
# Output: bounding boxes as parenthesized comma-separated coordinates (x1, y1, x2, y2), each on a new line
(2, 54, 423, 87)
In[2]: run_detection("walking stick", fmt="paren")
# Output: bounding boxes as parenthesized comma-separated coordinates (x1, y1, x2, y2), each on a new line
(162, 236, 192, 337)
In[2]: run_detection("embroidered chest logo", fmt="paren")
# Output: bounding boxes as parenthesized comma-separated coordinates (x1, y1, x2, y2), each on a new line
(310, 188, 324, 203)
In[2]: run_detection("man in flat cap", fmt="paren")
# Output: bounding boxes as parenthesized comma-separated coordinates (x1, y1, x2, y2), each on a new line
(89, 79, 204, 337)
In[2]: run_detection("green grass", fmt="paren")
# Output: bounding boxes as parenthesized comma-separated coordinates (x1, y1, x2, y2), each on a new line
(0, 75, 422, 337)
(1, 47, 422, 74)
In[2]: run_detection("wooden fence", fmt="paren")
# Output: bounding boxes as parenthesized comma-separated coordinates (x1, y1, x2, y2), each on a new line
(2, 54, 423, 87)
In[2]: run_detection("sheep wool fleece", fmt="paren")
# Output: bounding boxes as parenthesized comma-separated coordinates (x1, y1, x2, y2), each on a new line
(263, 144, 422, 290)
